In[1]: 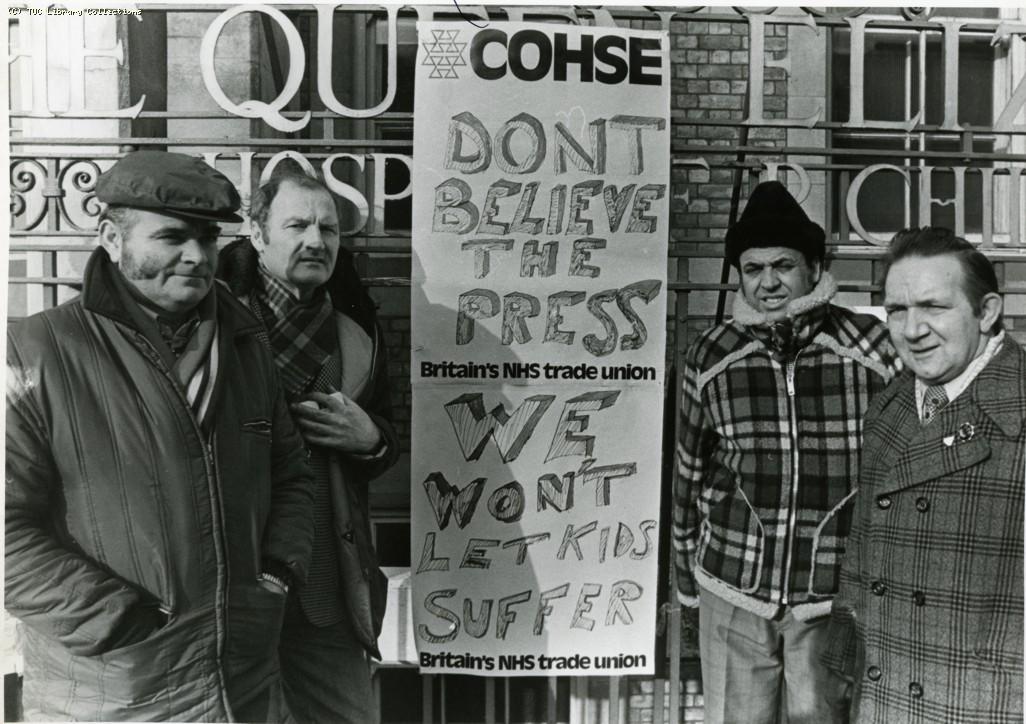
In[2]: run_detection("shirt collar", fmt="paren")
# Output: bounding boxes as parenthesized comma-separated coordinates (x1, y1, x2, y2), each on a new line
(915, 330, 1005, 419)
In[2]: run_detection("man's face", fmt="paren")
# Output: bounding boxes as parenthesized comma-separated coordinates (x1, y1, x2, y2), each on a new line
(738, 246, 819, 321)
(884, 255, 998, 385)
(101, 209, 219, 315)
(254, 182, 340, 299)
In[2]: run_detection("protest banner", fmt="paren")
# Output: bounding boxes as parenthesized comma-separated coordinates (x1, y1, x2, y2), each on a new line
(410, 20, 670, 676)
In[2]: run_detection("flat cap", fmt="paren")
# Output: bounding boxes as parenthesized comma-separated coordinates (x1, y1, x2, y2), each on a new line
(96, 151, 243, 223)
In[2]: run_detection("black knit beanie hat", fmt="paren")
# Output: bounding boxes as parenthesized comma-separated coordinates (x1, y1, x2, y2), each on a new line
(725, 181, 826, 268)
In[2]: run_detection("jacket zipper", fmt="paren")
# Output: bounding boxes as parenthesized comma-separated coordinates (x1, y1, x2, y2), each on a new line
(206, 439, 234, 721)
(132, 331, 233, 718)
(781, 354, 801, 606)
(370, 323, 380, 380)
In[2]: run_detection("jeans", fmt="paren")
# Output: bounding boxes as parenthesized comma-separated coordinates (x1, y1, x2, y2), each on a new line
(698, 588, 849, 724)
(278, 596, 377, 724)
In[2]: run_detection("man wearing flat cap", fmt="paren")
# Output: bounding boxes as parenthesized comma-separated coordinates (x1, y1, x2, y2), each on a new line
(5, 150, 315, 721)
(672, 180, 901, 722)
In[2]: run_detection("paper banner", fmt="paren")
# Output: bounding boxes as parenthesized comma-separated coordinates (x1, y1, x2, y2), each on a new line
(411, 21, 670, 676)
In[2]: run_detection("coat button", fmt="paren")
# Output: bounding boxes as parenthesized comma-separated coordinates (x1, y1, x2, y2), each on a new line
(867, 666, 882, 681)
(912, 591, 926, 606)
(877, 496, 892, 510)
(909, 682, 923, 699)
(915, 497, 930, 512)
(871, 580, 887, 596)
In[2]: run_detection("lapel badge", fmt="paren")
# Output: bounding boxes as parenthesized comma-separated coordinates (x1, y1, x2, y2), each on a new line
(943, 422, 976, 446)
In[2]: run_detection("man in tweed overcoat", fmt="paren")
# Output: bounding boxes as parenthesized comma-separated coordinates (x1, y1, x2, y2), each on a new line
(824, 227, 1024, 723)
(673, 181, 901, 723)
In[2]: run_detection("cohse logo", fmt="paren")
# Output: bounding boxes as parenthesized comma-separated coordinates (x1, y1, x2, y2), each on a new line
(470, 29, 663, 85)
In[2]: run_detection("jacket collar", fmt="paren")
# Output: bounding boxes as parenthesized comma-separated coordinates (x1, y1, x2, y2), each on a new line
(731, 271, 838, 356)
(968, 339, 1025, 438)
(732, 271, 838, 326)
(81, 246, 261, 339)
(216, 237, 378, 339)
(879, 339, 1025, 440)
(877, 341, 1024, 493)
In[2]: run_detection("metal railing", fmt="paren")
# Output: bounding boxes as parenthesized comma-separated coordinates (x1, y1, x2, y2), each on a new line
(7, 5, 1026, 723)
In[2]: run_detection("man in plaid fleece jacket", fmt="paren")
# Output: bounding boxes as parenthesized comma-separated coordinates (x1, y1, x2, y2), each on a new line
(673, 181, 901, 724)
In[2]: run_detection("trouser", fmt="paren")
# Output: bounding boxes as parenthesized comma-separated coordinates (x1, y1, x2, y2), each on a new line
(698, 588, 848, 724)
(226, 584, 291, 723)
(278, 596, 377, 724)
(231, 679, 291, 724)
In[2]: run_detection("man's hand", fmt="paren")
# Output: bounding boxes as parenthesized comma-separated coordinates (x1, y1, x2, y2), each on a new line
(291, 391, 383, 454)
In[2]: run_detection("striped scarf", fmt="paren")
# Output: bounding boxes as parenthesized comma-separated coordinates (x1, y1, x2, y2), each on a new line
(110, 266, 219, 431)
(172, 300, 219, 432)
(255, 266, 335, 399)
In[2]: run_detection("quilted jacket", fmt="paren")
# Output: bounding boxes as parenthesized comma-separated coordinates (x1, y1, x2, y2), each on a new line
(823, 338, 1025, 724)
(5, 248, 315, 721)
(673, 273, 901, 619)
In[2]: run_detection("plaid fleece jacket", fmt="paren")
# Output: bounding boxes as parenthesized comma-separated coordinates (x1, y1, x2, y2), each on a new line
(673, 274, 901, 617)
(823, 340, 1025, 724)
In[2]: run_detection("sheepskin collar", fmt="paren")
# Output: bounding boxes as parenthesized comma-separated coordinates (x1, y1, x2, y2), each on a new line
(731, 272, 838, 357)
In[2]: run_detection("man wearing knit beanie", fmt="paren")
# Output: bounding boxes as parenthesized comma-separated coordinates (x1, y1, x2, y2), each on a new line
(672, 181, 901, 723)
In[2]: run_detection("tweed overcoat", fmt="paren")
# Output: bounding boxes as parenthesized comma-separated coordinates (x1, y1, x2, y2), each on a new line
(823, 338, 1025, 724)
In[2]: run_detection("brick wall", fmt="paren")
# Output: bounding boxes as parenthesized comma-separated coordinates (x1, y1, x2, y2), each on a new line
(671, 18, 790, 349)
(380, 314, 412, 452)
(665, 17, 791, 722)
(628, 661, 704, 722)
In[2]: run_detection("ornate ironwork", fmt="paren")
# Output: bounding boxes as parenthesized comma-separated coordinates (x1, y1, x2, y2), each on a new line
(9, 159, 47, 230)
(57, 160, 103, 231)
(9, 157, 104, 232)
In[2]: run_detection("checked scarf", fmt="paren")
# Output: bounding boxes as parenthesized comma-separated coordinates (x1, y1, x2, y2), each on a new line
(255, 266, 335, 398)
(253, 267, 346, 626)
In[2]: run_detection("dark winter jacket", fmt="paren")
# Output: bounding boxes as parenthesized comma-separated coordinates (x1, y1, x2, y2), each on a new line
(217, 239, 399, 657)
(5, 248, 315, 721)
(673, 273, 901, 620)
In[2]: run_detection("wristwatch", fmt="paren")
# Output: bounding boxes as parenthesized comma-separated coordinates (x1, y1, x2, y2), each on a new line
(258, 571, 289, 595)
